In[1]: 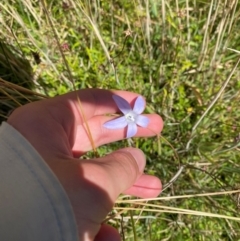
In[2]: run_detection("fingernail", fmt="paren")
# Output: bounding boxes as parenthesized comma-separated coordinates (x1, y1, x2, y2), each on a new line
(124, 148, 146, 172)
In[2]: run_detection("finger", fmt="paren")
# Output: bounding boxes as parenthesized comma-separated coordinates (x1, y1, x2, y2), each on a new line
(123, 174, 162, 198)
(60, 148, 146, 239)
(46, 89, 157, 155)
(50, 89, 144, 125)
(73, 148, 146, 209)
(72, 114, 163, 155)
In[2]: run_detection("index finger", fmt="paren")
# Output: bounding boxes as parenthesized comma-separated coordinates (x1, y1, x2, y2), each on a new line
(53, 88, 142, 124)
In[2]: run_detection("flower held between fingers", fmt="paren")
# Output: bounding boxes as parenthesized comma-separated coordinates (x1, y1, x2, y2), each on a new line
(103, 94, 149, 138)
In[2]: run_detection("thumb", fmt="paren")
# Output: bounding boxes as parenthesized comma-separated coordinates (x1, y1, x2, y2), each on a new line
(65, 147, 145, 240)
(81, 147, 146, 202)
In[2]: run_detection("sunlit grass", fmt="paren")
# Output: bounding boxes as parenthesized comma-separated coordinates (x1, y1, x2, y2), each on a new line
(1, 0, 240, 240)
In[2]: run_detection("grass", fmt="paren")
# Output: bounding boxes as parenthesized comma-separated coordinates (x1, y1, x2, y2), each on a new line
(1, 0, 240, 240)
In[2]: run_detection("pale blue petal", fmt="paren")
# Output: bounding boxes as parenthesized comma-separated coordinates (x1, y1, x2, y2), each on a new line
(127, 122, 138, 138)
(113, 94, 132, 115)
(136, 115, 149, 127)
(133, 96, 145, 114)
(103, 116, 128, 129)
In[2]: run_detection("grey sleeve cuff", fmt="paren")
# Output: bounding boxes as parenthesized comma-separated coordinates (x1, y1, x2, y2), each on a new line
(0, 122, 78, 241)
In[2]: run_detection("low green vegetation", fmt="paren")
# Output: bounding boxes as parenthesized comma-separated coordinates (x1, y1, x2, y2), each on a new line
(1, 0, 240, 240)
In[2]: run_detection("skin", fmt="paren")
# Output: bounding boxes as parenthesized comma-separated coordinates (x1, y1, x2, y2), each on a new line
(7, 89, 164, 241)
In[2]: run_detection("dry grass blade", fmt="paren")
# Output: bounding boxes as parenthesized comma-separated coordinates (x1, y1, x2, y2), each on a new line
(114, 206, 240, 222)
(0, 78, 46, 98)
(75, 1, 119, 84)
(198, 0, 214, 70)
(0, 2, 60, 75)
(39, 0, 74, 88)
(186, 56, 240, 150)
(39, 0, 97, 155)
(117, 189, 240, 202)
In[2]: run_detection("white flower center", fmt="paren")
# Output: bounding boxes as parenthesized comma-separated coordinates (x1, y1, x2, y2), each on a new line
(125, 112, 136, 123)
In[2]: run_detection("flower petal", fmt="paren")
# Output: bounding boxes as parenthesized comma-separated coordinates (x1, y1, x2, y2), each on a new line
(103, 116, 128, 129)
(113, 94, 132, 115)
(126, 122, 138, 138)
(133, 96, 145, 114)
(136, 115, 149, 127)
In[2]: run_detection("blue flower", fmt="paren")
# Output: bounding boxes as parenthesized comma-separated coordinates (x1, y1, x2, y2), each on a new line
(103, 94, 149, 138)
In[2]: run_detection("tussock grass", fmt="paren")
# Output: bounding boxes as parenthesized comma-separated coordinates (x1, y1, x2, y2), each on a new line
(1, 0, 240, 240)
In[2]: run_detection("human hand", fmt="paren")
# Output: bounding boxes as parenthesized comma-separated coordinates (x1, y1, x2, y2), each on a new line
(7, 89, 164, 241)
